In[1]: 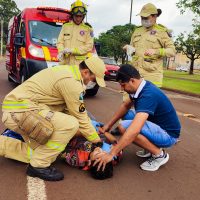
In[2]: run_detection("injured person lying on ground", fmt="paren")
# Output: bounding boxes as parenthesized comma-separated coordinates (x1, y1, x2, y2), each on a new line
(0, 119, 122, 180)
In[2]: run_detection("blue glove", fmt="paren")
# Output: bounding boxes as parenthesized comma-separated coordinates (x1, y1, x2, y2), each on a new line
(101, 142, 111, 153)
(101, 142, 117, 160)
(91, 120, 104, 131)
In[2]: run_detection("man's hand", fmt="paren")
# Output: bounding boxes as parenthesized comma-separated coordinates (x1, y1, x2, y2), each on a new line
(99, 124, 111, 134)
(144, 49, 156, 56)
(93, 151, 113, 171)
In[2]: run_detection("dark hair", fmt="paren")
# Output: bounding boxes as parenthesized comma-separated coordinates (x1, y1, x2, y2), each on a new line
(157, 9, 162, 17)
(79, 60, 88, 69)
(79, 60, 93, 74)
(151, 9, 162, 17)
(90, 161, 113, 180)
(116, 64, 140, 83)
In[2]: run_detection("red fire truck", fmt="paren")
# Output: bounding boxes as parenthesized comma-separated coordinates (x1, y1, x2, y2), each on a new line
(6, 7, 99, 96)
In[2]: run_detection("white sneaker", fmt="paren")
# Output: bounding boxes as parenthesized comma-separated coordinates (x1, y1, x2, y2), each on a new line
(136, 149, 151, 158)
(140, 152, 169, 171)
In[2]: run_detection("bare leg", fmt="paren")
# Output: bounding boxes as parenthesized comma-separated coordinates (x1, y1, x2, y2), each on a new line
(118, 124, 161, 155)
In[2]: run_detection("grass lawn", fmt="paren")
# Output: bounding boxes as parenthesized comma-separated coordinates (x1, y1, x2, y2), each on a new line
(163, 77, 200, 95)
(164, 70, 200, 81)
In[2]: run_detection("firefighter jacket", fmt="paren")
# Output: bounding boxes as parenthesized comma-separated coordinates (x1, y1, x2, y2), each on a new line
(130, 23, 176, 87)
(2, 65, 99, 142)
(57, 21, 94, 65)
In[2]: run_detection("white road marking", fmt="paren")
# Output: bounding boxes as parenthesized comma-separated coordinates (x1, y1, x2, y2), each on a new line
(27, 176, 47, 200)
(177, 111, 200, 123)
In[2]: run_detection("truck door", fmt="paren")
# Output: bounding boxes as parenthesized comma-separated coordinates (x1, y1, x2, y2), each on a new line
(6, 16, 20, 76)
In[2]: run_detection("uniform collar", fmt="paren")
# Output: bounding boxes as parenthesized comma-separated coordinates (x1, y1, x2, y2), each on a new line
(130, 79, 146, 98)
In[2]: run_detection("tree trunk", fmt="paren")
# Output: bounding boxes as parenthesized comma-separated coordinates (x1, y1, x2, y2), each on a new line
(189, 58, 194, 75)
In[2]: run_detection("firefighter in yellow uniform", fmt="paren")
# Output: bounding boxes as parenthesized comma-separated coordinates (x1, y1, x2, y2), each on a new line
(124, 3, 176, 88)
(57, 0, 94, 65)
(1, 56, 106, 181)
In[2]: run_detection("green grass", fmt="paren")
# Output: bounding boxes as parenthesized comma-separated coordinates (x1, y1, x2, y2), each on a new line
(164, 70, 200, 81)
(163, 77, 200, 95)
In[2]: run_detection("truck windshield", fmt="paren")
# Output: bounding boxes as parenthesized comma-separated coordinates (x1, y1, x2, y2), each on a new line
(29, 21, 62, 47)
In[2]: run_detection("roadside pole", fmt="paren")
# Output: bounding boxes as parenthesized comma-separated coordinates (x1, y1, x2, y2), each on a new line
(0, 19, 3, 57)
(129, 0, 133, 24)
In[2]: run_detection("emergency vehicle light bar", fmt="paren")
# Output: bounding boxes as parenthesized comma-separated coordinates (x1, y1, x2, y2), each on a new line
(37, 7, 70, 14)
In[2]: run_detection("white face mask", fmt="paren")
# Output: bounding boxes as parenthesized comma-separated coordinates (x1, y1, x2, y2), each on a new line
(86, 81, 96, 89)
(141, 19, 153, 28)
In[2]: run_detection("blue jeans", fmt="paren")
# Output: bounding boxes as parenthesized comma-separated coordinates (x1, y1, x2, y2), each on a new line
(121, 110, 177, 148)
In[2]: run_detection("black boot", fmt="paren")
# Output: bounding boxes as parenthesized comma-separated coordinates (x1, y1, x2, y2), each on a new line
(111, 127, 121, 136)
(26, 165, 64, 181)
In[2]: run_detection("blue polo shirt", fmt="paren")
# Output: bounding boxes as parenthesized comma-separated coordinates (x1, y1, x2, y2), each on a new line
(130, 81, 181, 138)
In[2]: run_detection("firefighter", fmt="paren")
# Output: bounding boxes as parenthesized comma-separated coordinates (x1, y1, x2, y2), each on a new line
(57, 0, 94, 65)
(123, 3, 176, 88)
(1, 56, 106, 181)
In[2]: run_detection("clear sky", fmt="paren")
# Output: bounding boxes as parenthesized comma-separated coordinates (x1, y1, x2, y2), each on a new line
(14, 0, 195, 38)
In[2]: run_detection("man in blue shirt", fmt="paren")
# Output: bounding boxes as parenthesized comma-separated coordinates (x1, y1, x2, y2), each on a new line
(94, 64, 181, 172)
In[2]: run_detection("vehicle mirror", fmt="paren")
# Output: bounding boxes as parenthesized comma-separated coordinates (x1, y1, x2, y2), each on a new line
(14, 33, 24, 47)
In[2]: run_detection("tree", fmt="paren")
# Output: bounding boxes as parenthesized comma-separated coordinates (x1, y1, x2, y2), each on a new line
(177, 0, 200, 33)
(174, 32, 200, 75)
(95, 24, 136, 64)
(177, 0, 200, 15)
(0, 0, 20, 43)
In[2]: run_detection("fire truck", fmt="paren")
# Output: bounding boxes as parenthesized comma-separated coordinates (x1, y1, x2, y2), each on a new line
(6, 7, 99, 96)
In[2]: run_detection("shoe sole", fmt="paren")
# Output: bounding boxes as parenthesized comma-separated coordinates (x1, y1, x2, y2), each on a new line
(136, 152, 151, 158)
(140, 153, 169, 171)
(26, 168, 64, 181)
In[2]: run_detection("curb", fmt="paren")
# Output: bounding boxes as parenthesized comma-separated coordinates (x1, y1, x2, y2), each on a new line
(161, 87, 200, 98)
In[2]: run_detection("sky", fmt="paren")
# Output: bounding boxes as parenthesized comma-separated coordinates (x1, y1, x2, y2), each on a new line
(14, 0, 195, 38)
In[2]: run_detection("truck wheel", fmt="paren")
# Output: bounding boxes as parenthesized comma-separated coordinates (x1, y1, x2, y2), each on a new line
(85, 84, 99, 97)
(20, 66, 28, 84)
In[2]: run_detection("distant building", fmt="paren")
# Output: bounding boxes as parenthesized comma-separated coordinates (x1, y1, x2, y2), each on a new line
(168, 53, 200, 70)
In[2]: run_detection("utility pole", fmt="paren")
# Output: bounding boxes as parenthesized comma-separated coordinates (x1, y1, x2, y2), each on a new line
(0, 19, 3, 57)
(129, 0, 133, 24)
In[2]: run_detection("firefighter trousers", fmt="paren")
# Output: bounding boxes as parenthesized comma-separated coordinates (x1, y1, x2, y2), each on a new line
(0, 135, 30, 163)
(1, 110, 79, 168)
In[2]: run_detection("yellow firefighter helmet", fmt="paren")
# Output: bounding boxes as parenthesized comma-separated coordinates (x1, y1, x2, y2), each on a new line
(70, 0, 87, 15)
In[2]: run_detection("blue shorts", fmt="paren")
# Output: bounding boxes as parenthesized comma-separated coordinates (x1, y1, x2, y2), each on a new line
(121, 110, 177, 148)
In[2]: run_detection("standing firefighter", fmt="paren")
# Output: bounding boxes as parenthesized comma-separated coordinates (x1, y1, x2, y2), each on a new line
(1, 56, 106, 181)
(124, 3, 176, 87)
(57, 0, 94, 65)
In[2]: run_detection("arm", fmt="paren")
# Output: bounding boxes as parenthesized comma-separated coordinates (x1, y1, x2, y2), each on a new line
(109, 112, 148, 156)
(104, 132, 117, 144)
(55, 78, 101, 143)
(94, 112, 149, 170)
(56, 25, 65, 53)
(102, 98, 133, 132)
(145, 32, 176, 57)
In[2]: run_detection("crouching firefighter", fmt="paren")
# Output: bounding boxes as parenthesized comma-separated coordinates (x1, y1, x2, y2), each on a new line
(1, 56, 106, 181)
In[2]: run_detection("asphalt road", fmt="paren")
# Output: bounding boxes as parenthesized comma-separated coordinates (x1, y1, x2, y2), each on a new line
(0, 62, 200, 200)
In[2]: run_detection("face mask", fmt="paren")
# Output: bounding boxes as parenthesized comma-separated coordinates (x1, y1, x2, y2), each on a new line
(86, 81, 96, 89)
(141, 19, 153, 28)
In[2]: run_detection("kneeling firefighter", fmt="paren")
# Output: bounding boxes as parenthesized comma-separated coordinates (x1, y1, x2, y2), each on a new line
(1, 56, 106, 181)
